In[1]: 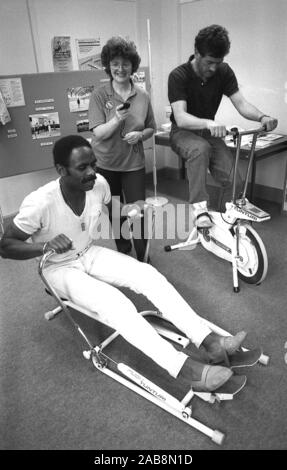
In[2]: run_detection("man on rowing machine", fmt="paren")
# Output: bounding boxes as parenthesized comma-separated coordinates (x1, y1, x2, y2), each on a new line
(0, 135, 248, 393)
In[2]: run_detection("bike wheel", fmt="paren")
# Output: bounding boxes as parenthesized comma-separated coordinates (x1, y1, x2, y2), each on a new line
(235, 225, 268, 284)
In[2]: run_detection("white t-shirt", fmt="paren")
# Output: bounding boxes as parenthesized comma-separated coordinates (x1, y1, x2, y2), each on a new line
(13, 175, 111, 264)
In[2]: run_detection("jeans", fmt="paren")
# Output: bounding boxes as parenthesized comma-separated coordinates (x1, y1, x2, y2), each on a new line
(170, 127, 243, 205)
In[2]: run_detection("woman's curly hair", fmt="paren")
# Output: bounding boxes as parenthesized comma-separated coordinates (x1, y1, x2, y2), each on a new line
(195, 25, 230, 58)
(101, 36, 141, 77)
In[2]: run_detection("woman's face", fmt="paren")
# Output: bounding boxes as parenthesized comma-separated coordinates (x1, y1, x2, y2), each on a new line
(110, 56, 132, 84)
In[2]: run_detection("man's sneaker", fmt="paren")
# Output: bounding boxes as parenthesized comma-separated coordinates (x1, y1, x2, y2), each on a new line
(195, 211, 213, 229)
(178, 357, 233, 392)
(200, 331, 247, 365)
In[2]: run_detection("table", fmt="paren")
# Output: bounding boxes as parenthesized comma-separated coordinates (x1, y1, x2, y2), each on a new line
(155, 131, 287, 202)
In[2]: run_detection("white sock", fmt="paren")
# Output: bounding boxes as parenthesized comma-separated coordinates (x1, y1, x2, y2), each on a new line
(171, 351, 189, 378)
(191, 201, 208, 216)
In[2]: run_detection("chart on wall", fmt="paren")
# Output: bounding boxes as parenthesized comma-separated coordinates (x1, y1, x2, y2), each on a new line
(0, 68, 150, 178)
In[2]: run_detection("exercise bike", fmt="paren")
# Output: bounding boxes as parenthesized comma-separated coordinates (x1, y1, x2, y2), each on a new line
(165, 126, 270, 293)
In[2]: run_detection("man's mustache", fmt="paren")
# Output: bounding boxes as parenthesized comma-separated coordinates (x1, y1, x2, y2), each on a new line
(81, 175, 97, 184)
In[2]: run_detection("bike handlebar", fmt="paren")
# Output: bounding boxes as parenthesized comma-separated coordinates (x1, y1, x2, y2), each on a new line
(226, 125, 267, 137)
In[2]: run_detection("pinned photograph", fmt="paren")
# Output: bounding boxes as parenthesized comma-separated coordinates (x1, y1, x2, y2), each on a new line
(76, 119, 89, 133)
(29, 112, 61, 140)
(67, 86, 94, 113)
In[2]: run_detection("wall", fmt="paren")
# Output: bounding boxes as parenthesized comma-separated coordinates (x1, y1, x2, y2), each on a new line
(0, 0, 37, 74)
(28, 0, 137, 73)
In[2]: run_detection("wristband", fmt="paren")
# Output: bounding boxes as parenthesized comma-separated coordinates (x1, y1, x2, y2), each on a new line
(42, 242, 48, 254)
(259, 114, 269, 122)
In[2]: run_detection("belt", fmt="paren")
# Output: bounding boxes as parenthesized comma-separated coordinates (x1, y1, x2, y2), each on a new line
(75, 243, 93, 259)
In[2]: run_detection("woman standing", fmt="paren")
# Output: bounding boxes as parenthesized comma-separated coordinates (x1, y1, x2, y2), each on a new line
(88, 36, 156, 261)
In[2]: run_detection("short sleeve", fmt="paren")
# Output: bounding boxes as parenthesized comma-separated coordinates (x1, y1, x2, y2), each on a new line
(95, 174, 111, 205)
(145, 98, 156, 130)
(102, 178, 111, 205)
(13, 192, 45, 235)
(88, 90, 106, 131)
(221, 64, 239, 97)
(168, 68, 188, 104)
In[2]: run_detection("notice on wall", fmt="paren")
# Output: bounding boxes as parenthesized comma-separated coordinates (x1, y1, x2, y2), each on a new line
(0, 89, 11, 125)
(132, 71, 146, 91)
(52, 36, 73, 72)
(76, 38, 102, 71)
(0, 77, 25, 108)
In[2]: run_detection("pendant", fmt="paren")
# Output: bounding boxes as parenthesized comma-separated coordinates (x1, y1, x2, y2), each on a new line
(81, 222, 86, 231)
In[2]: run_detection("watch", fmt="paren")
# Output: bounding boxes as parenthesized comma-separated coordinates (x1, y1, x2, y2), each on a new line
(259, 114, 269, 122)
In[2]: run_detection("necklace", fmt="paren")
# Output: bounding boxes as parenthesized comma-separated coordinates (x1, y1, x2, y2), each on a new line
(60, 179, 86, 231)
(112, 81, 132, 101)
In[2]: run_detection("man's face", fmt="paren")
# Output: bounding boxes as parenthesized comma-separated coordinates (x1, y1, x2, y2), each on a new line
(64, 146, 97, 191)
(194, 51, 224, 81)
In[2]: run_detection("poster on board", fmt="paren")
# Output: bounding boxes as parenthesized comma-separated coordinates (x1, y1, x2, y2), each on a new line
(0, 77, 25, 107)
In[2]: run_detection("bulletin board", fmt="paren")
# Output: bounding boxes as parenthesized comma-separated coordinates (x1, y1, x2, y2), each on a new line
(0, 67, 149, 178)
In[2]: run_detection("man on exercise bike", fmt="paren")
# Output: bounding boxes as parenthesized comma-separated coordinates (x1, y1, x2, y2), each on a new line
(0, 135, 248, 394)
(168, 24, 278, 228)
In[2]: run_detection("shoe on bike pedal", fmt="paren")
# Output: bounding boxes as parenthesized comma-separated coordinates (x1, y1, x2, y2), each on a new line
(195, 211, 213, 229)
(178, 356, 233, 392)
(200, 331, 247, 366)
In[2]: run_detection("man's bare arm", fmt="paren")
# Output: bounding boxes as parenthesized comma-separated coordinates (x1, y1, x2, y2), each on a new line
(0, 222, 73, 260)
(230, 91, 278, 131)
(171, 100, 227, 137)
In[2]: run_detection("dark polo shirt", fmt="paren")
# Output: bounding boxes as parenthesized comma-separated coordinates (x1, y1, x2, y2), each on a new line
(168, 55, 239, 125)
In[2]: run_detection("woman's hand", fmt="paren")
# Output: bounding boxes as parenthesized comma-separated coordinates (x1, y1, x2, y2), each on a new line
(115, 104, 130, 122)
(122, 131, 143, 145)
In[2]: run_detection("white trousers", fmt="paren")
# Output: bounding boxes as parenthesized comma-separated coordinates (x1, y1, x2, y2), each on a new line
(45, 246, 211, 378)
